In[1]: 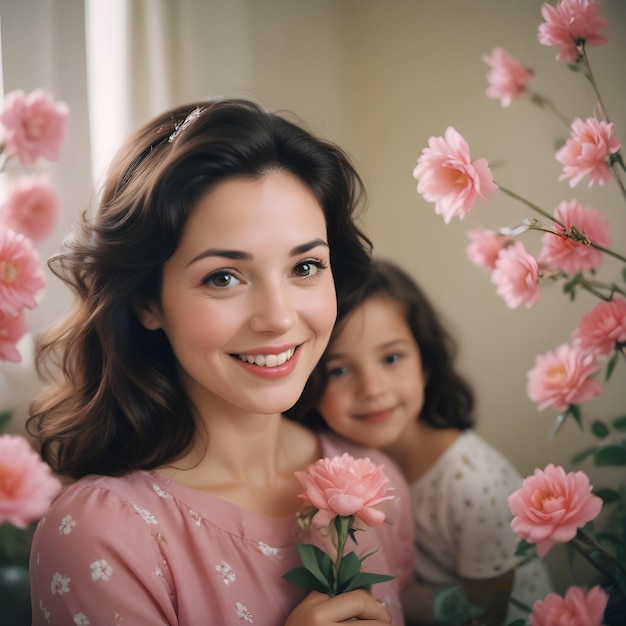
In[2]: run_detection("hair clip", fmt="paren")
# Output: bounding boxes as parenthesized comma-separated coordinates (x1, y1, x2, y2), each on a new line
(168, 106, 204, 143)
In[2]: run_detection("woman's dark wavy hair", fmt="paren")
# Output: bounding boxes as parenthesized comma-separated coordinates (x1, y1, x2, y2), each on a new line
(293, 258, 475, 431)
(28, 98, 372, 479)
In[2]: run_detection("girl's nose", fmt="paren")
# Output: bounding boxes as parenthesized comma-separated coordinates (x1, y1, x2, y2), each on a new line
(249, 279, 297, 334)
(356, 365, 386, 399)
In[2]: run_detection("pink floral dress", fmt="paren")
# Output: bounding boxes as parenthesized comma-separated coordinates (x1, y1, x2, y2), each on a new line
(30, 433, 414, 625)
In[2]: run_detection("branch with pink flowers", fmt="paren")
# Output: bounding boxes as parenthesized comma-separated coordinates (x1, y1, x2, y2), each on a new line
(412, 1, 626, 624)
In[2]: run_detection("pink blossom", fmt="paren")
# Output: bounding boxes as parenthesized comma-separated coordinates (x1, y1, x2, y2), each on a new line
(483, 47, 534, 107)
(556, 117, 620, 188)
(509, 464, 603, 558)
(466, 228, 514, 271)
(526, 343, 602, 411)
(413, 127, 498, 224)
(295, 453, 395, 529)
(0, 434, 62, 527)
(491, 241, 540, 308)
(529, 585, 608, 626)
(539, 200, 611, 275)
(538, 0, 609, 63)
(0, 309, 27, 363)
(0, 175, 58, 242)
(0, 226, 46, 316)
(0, 88, 68, 168)
(573, 298, 626, 356)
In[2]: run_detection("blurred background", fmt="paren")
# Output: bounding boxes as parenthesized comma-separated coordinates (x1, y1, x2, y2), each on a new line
(1, 0, 624, 593)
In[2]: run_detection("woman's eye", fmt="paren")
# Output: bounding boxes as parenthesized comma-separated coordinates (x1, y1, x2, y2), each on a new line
(294, 259, 326, 278)
(203, 271, 240, 289)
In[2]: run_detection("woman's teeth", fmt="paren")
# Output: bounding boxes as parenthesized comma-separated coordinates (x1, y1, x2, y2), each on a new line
(237, 347, 295, 367)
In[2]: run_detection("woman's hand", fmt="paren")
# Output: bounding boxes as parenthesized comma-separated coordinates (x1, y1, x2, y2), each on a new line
(286, 590, 391, 625)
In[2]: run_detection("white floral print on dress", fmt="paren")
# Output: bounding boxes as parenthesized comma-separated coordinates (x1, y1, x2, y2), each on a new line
(189, 508, 202, 526)
(236, 601, 253, 622)
(152, 483, 171, 498)
(216, 561, 236, 585)
(90, 559, 113, 582)
(73, 612, 90, 625)
(59, 514, 77, 535)
(51, 572, 71, 595)
(256, 542, 279, 557)
(132, 503, 158, 524)
(39, 600, 50, 622)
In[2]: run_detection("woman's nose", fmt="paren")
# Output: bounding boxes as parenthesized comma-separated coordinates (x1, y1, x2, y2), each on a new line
(248, 279, 297, 334)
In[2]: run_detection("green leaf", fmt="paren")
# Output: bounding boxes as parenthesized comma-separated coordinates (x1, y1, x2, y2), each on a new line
(591, 420, 610, 440)
(282, 567, 333, 594)
(606, 351, 618, 381)
(514, 539, 535, 557)
(337, 551, 362, 592)
(340, 571, 394, 593)
(294, 543, 334, 589)
(571, 446, 597, 465)
(595, 487, 621, 504)
(612, 415, 626, 431)
(594, 445, 626, 466)
(505, 620, 527, 626)
(0, 410, 13, 432)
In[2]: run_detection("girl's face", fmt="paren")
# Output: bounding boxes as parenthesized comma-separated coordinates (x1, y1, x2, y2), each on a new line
(317, 295, 426, 448)
(139, 170, 337, 418)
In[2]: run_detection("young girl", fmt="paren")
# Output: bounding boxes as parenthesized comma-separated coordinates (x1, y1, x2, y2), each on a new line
(300, 258, 554, 625)
(26, 101, 414, 625)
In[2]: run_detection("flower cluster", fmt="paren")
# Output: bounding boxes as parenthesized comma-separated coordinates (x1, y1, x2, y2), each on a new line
(283, 453, 395, 596)
(413, 1, 625, 624)
(0, 88, 67, 363)
(0, 88, 67, 567)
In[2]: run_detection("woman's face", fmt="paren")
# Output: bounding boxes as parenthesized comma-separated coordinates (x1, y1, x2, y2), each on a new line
(139, 170, 337, 418)
(317, 295, 426, 449)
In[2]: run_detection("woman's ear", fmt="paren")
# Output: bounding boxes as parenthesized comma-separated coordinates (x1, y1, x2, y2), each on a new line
(135, 300, 163, 331)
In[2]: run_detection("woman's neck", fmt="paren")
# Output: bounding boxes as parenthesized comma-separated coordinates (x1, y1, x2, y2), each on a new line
(157, 414, 320, 517)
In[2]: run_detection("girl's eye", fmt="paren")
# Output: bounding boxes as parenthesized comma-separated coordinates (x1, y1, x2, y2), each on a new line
(294, 259, 327, 278)
(203, 271, 241, 289)
(384, 353, 401, 365)
(327, 365, 348, 379)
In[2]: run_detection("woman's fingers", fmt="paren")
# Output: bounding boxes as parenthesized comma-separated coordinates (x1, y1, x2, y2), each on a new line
(286, 589, 391, 625)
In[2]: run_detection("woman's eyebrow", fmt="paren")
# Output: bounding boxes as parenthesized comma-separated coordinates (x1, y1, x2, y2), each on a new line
(186, 238, 329, 267)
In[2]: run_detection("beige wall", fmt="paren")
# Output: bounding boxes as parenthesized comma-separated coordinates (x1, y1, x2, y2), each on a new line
(1, 0, 625, 593)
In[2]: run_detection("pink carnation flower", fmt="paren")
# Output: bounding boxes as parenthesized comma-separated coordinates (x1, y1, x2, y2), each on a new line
(0, 88, 68, 168)
(539, 200, 611, 275)
(413, 127, 498, 224)
(556, 117, 620, 188)
(0, 175, 58, 243)
(529, 585, 608, 626)
(526, 343, 602, 411)
(0, 309, 27, 363)
(573, 298, 626, 356)
(0, 434, 62, 527)
(491, 241, 540, 308)
(466, 228, 514, 271)
(483, 47, 534, 107)
(538, 0, 609, 63)
(508, 464, 603, 558)
(0, 226, 46, 316)
(295, 453, 395, 529)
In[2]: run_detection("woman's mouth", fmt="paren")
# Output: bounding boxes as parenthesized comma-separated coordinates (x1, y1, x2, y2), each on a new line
(235, 347, 296, 367)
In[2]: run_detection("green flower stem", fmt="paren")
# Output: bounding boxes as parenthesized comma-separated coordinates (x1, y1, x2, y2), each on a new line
(528, 91, 572, 128)
(497, 185, 626, 265)
(578, 44, 610, 124)
(496, 184, 566, 228)
(570, 527, 626, 599)
(333, 515, 351, 596)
